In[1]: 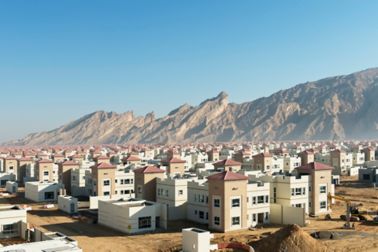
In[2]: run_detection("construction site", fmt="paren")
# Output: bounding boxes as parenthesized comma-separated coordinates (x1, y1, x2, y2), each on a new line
(0, 176, 377, 252)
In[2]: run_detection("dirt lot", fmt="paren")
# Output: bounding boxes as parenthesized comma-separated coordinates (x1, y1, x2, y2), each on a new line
(0, 177, 377, 252)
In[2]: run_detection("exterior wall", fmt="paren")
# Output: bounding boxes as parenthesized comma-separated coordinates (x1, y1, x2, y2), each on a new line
(0, 206, 27, 239)
(182, 228, 213, 252)
(25, 182, 60, 202)
(135, 172, 165, 201)
(309, 170, 332, 216)
(187, 181, 209, 224)
(272, 157, 284, 173)
(247, 182, 270, 227)
(98, 199, 165, 234)
(37, 162, 57, 183)
(58, 196, 78, 214)
(359, 168, 378, 183)
(269, 204, 305, 226)
(208, 180, 248, 232)
(59, 164, 79, 194)
(18, 160, 34, 183)
(4, 159, 18, 181)
(315, 153, 331, 165)
(114, 170, 135, 197)
(5, 181, 18, 194)
(299, 152, 314, 165)
(353, 152, 365, 166)
(168, 162, 185, 176)
(92, 167, 116, 197)
(283, 157, 301, 173)
(156, 178, 188, 220)
(253, 155, 273, 172)
(71, 168, 91, 196)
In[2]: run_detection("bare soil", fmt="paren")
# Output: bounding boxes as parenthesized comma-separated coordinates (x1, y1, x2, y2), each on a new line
(0, 177, 377, 252)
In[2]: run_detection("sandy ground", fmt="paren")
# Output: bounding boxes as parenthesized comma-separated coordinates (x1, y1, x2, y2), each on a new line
(0, 176, 377, 252)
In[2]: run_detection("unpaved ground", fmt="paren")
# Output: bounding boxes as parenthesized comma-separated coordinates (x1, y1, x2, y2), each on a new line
(0, 177, 377, 252)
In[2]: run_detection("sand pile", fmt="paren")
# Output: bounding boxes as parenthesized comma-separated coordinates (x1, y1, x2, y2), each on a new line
(251, 224, 327, 252)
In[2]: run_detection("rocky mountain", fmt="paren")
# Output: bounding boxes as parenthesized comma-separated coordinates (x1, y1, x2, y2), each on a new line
(5, 68, 378, 146)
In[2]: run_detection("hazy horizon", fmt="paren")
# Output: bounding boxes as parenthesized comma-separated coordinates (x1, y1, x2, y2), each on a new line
(1, 1, 378, 141)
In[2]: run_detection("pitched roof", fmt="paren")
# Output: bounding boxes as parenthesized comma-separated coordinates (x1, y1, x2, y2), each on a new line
(297, 162, 333, 172)
(207, 171, 248, 181)
(38, 159, 53, 164)
(168, 157, 186, 163)
(133, 165, 165, 174)
(213, 159, 242, 167)
(252, 152, 273, 158)
(96, 162, 116, 169)
(124, 155, 141, 162)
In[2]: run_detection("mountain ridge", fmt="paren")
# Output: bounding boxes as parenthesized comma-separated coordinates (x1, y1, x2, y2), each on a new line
(4, 67, 378, 146)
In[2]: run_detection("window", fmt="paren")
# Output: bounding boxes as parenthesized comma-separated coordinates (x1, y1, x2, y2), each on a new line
(2, 224, 16, 235)
(295, 203, 302, 208)
(257, 196, 264, 204)
(165, 190, 169, 197)
(103, 180, 110, 186)
(232, 198, 240, 207)
(302, 187, 306, 195)
(44, 191, 54, 200)
(232, 217, 240, 225)
(265, 195, 269, 203)
(72, 176, 76, 181)
(195, 210, 198, 215)
(295, 188, 302, 195)
(320, 201, 326, 209)
(309, 186, 311, 192)
(214, 199, 220, 207)
(104, 191, 110, 196)
(253, 214, 256, 222)
(206, 212, 208, 220)
(178, 190, 183, 195)
(138, 217, 151, 229)
(199, 211, 204, 219)
(125, 179, 130, 184)
(115, 179, 118, 183)
(120, 179, 124, 185)
(291, 188, 295, 196)
(214, 216, 220, 225)
(44, 171, 49, 176)
(138, 186, 142, 193)
(320, 186, 327, 194)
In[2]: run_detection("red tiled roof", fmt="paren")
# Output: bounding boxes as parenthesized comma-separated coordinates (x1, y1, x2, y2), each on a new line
(96, 162, 116, 169)
(133, 165, 165, 174)
(252, 152, 273, 158)
(168, 157, 186, 163)
(207, 171, 248, 181)
(297, 162, 333, 172)
(18, 157, 34, 162)
(213, 159, 242, 167)
(38, 159, 53, 164)
(125, 156, 141, 162)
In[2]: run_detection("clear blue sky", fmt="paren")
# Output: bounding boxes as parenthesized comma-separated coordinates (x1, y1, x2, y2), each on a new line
(0, 1, 378, 142)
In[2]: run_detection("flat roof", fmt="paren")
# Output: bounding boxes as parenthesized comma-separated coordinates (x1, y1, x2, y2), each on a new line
(0, 239, 81, 252)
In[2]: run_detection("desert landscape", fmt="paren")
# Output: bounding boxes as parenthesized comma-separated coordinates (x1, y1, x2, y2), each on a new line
(0, 176, 377, 252)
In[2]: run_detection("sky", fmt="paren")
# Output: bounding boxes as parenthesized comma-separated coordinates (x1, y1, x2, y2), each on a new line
(0, 1, 378, 142)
